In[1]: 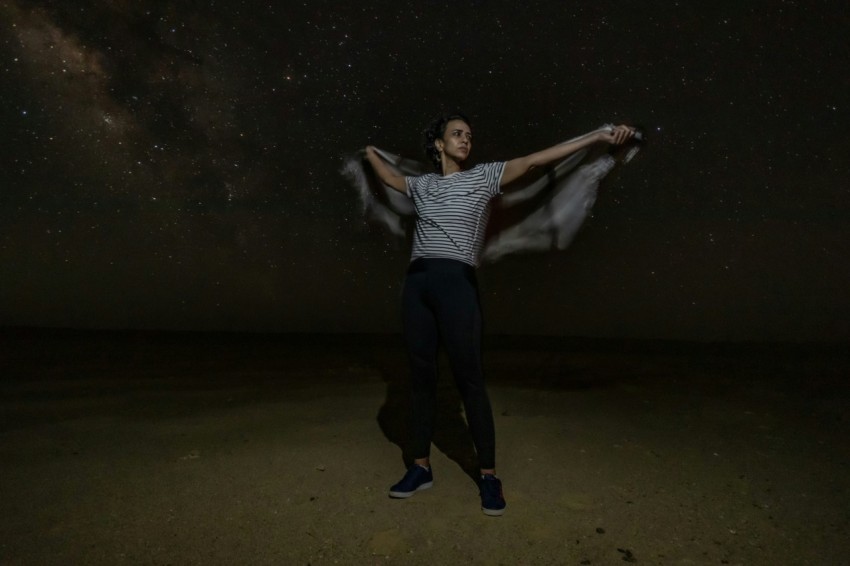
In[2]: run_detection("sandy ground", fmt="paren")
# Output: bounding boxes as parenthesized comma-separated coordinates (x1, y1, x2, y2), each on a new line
(1, 329, 848, 565)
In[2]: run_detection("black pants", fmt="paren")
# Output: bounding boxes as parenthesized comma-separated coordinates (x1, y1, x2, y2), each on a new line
(402, 257, 496, 470)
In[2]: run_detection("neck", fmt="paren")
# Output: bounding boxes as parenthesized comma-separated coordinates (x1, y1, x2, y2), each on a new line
(441, 159, 462, 176)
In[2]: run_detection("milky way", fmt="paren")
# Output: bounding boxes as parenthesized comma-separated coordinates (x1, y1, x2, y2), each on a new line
(1, 1, 847, 340)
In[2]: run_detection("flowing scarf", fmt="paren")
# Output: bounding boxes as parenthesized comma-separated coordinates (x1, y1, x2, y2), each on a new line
(341, 125, 641, 263)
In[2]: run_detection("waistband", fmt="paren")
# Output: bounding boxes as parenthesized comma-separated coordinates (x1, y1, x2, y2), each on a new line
(407, 257, 476, 276)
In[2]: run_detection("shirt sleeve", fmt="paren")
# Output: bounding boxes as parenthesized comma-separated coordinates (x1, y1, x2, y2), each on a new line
(484, 162, 506, 197)
(404, 175, 416, 198)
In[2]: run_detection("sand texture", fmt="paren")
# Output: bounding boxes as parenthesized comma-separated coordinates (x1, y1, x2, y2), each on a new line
(1, 330, 848, 565)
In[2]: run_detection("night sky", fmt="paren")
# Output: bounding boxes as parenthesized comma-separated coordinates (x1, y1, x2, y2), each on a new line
(1, 1, 847, 342)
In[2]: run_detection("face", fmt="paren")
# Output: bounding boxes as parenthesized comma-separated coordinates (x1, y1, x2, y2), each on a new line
(436, 119, 472, 163)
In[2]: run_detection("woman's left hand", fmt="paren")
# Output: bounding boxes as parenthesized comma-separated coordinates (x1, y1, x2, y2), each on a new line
(600, 125, 635, 145)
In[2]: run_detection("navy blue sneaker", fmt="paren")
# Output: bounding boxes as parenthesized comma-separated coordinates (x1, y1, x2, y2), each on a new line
(479, 474, 506, 516)
(388, 465, 433, 498)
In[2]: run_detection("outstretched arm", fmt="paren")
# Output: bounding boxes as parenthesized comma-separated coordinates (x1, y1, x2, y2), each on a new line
(501, 125, 634, 187)
(365, 146, 407, 193)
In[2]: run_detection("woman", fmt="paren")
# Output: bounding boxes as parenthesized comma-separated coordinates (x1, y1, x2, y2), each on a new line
(366, 113, 634, 516)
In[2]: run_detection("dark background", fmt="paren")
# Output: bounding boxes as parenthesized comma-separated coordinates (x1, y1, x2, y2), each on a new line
(2, 1, 848, 342)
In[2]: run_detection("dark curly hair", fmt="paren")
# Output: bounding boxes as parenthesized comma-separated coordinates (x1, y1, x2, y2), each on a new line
(423, 112, 472, 171)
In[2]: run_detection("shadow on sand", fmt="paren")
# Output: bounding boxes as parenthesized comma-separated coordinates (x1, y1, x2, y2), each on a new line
(369, 336, 625, 485)
(371, 347, 481, 484)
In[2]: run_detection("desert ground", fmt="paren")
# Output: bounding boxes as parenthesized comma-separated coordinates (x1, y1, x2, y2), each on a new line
(1, 329, 848, 565)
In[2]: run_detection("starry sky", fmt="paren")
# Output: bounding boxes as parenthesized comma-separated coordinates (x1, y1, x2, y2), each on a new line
(1, 1, 847, 342)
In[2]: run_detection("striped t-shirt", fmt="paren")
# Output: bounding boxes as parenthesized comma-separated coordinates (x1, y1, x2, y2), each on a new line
(405, 162, 506, 266)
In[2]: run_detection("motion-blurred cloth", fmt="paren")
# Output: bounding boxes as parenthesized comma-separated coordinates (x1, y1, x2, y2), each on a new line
(342, 126, 640, 263)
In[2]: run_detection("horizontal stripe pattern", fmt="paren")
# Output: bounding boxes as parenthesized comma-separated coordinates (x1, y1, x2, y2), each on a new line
(406, 162, 505, 266)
